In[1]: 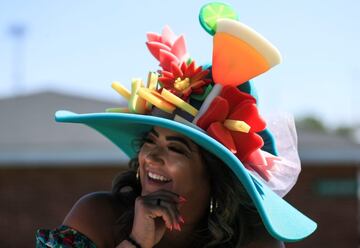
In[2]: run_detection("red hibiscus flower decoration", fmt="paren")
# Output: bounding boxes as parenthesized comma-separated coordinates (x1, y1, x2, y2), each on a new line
(196, 86, 271, 180)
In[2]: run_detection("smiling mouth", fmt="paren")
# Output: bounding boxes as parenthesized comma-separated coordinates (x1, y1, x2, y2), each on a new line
(147, 171, 172, 184)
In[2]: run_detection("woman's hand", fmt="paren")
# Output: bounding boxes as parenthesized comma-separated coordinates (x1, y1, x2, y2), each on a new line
(129, 190, 185, 248)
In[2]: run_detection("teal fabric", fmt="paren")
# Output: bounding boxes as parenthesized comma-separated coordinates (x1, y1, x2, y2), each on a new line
(55, 110, 317, 242)
(237, 81, 259, 103)
(258, 129, 279, 156)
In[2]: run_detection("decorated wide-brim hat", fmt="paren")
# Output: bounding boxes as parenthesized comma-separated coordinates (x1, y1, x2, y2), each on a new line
(56, 2, 316, 242)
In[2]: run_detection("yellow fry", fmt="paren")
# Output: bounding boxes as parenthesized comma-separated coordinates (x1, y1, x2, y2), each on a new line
(105, 107, 130, 113)
(223, 119, 250, 133)
(147, 72, 158, 90)
(137, 88, 176, 114)
(161, 88, 198, 116)
(111, 81, 131, 100)
(129, 79, 147, 114)
(146, 72, 159, 110)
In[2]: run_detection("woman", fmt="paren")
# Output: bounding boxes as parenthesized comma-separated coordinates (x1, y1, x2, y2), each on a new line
(50, 127, 282, 248)
(36, 2, 316, 247)
(37, 121, 312, 247)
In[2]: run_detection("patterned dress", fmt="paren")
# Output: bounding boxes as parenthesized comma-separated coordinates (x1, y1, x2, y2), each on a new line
(36, 225, 97, 248)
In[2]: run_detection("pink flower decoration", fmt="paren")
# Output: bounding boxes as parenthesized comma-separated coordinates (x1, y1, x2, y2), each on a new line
(146, 26, 189, 71)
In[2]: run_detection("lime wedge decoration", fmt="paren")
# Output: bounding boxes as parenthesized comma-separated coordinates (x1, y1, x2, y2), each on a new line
(199, 2, 238, 36)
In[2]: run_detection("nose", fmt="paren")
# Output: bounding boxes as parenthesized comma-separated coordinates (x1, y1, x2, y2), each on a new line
(144, 146, 166, 166)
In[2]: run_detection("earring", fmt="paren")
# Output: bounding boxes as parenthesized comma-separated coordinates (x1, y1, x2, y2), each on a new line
(136, 169, 140, 181)
(210, 198, 217, 214)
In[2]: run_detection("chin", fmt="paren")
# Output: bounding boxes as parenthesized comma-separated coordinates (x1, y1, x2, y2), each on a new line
(141, 175, 174, 195)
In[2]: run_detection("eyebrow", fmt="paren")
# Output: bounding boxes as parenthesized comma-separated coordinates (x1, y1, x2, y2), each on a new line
(150, 129, 159, 137)
(166, 136, 192, 151)
(149, 129, 193, 151)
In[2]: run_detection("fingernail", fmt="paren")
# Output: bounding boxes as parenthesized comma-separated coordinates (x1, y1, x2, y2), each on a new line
(178, 216, 185, 224)
(179, 196, 187, 203)
(175, 223, 181, 231)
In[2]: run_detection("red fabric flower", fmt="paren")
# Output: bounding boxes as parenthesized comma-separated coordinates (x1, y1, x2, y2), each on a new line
(158, 61, 211, 100)
(196, 86, 270, 180)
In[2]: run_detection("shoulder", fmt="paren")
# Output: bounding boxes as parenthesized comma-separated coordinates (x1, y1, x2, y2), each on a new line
(64, 191, 119, 222)
(63, 191, 129, 248)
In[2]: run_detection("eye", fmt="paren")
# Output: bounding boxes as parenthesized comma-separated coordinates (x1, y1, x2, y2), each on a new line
(168, 146, 187, 155)
(143, 137, 155, 144)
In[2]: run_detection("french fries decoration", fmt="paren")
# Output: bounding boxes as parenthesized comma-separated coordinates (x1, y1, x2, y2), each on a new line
(161, 88, 198, 116)
(108, 71, 203, 116)
(137, 88, 176, 114)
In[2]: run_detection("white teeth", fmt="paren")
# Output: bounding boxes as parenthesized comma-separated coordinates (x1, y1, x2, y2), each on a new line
(148, 172, 170, 182)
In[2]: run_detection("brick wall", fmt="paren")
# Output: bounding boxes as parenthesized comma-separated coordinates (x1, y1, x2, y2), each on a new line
(0, 165, 125, 248)
(0, 165, 358, 247)
(285, 166, 358, 247)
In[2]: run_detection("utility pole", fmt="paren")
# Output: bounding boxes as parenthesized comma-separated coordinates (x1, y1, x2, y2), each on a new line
(8, 24, 26, 94)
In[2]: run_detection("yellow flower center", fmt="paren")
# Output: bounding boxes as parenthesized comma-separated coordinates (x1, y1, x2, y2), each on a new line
(174, 77, 190, 91)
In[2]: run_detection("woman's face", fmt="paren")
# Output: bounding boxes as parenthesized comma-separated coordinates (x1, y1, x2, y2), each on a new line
(138, 126, 211, 220)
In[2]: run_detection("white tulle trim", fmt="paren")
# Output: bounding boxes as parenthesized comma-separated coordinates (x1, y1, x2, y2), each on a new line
(248, 112, 301, 197)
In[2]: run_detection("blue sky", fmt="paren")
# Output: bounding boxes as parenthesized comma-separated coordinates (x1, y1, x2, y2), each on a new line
(0, 0, 359, 127)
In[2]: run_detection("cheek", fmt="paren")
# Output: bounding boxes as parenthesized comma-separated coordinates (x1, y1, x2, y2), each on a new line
(138, 145, 151, 163)
(169, 157, 208, 190)
(169, 163, 190, 183)
(137, 147, 149, 173)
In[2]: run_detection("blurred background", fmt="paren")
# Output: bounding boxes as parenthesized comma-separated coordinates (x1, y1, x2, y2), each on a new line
(0, 0, 359, 247)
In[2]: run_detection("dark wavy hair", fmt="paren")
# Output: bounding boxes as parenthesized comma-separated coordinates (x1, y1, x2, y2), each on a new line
(111, 137, 262, 247)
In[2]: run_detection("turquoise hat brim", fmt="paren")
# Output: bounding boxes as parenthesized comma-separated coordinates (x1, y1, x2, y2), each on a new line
(55, 110, 317, 241)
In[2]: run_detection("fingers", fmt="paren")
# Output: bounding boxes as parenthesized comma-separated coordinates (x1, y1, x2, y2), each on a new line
(156, 199, 182, 231)
(147, 203, 179, 231)
(142, 197, 182, 231)
(144, 189, 186, 204)
(137, 190, 186, 231)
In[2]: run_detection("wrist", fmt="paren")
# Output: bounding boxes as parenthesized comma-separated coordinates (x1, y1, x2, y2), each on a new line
(126, 235, 142, 248)
(116, 239, 138, 248)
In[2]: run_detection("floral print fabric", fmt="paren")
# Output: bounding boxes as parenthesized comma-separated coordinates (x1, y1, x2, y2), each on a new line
(36, 225, 96, 248)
